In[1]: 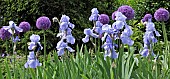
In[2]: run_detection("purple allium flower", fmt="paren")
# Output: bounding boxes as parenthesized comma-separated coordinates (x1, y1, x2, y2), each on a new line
(98, 14, 110, 24)
(112, 11, 117, 20)
(89, 8, 99, 21)
(36, 16, 51, 30)
(154, 8, 170, 21)
(0, 28, 11, 40)
(142, 14, 152, 22)
(118, 5, 135, 20)
(24, 51, 42, 68)
(19, 21, 31, 32)
(3, 21, 23, 34)
(28, 34, 43, 51)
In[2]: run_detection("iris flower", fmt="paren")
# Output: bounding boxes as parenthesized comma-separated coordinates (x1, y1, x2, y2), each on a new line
(89, 8, 99, 21)
(56, 15, 75, 56)
(102, 35, 118, 59)
(56, 40, 75, 56)
(140, 19, 160, 57)
(24, 51, 42, 68)
(82, 28, 99, 43)
(3, 21, 23, 34)
(28, 34, 43, 51)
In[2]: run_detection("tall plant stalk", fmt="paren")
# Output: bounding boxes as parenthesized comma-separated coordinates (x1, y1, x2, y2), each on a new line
(161, 22, 169, 69)
(44, 30, 46, 67)
(5, 39, 9, 53)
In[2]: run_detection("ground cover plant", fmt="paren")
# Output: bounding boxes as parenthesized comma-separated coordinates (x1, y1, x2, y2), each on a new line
(0, 0, 170, 79)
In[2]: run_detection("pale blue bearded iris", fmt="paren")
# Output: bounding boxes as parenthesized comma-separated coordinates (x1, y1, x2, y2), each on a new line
(89, 8, 99, 21)
(94, 21, 103, 37)
(56, 15, 75, 56)
(111, 12, 134, 46)
(120, 25, 134, 46)
(82, 28, 99, 43)
(24, 51, 42, 68)
(56, 40, 75, 56)
(3, 21, 23, 34)
(28, 34, 43, 51)
(57, 15, 75, 44)
(102, 36, 118, 59)
(140, 19, 160, 57)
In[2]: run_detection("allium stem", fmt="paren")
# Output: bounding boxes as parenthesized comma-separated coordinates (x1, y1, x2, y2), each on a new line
(24, 40, 27, 78)
(161, 22, 169, 68)
(162, 22, 168, 51)
(5, 39, 9, 53)
(44, 30, 46, 66)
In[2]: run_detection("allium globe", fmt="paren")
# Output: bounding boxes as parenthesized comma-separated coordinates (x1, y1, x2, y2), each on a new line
(118, 5, 135, 20)
(98, 14, 110, 24)
(154, 8, 169, 21)
(19, 22, 31, 32)
(0, 28, 11, 40)
(142, 14, 152, 22)
(36, 16, 51, 30)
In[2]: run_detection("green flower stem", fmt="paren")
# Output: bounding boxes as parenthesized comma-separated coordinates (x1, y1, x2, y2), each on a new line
(44, 30, 46, 67)
(5, 39, 9, 53)
(93, 21, 97, 53)
(161, 22, 169, 68)
(24, 40, 27, 79)
(13, 43, 16, 78)
(162, 22, 168, 52)
(11, 35, 16, 78)
(118, 42, 124, 79)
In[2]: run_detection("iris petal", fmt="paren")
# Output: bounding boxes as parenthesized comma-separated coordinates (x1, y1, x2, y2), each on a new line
(66, 46, 75, 52)
(141, 49, 149, 57)
(58, 49, 65, 56)
(66, 35, 75, 44)
(14, 26, 23, 32)
(82, 35, 90, 43)
(28, 42, 36, 50)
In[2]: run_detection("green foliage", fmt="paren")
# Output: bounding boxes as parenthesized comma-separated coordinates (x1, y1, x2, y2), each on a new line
(0, 45, 137, 79)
